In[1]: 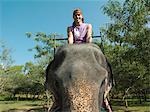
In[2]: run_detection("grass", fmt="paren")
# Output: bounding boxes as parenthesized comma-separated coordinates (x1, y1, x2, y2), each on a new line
(0, 100, 149, 112)
(0, 100, 46, 112)
(112, 105, 150, 112)
(111, 99, 150, 112)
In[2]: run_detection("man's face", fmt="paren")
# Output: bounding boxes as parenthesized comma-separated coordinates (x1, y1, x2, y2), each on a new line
(73, 13, 83, 23)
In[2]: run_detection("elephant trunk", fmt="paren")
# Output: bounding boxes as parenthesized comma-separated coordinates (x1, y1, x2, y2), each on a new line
(63, 79, 100, 112)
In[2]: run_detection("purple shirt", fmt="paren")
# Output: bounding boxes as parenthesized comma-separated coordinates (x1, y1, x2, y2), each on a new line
(69, 23, 88, 44)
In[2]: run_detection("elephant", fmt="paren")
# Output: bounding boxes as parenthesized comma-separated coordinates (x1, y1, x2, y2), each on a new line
(45, 43, 113, 112)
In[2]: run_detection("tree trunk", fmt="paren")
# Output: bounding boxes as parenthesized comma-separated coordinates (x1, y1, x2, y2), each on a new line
(125, 99, 128, 108)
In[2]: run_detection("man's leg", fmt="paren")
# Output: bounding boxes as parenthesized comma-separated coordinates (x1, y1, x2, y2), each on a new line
(104, 98, 112, 112)
(103, 79, 113, 112)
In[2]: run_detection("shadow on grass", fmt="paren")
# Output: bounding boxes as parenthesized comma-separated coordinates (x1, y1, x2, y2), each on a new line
(112, 106, 139, 112)
(0, 101, 16, 104)
(111, 99, 150, 106)
(25, 103, 41, 107)
(27, 107, 48, 112)
(2, 107, 48, 112)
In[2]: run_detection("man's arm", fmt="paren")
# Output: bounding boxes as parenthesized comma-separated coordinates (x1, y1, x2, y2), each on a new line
(67, 27, 74, 44)
(86, 24, 92, 43)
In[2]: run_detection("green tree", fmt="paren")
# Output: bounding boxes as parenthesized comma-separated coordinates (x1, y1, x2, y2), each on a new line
(24, 62, 45, 85)
(101, 0, 150, 105)
(4, 65, 25, 97)
(26, 32, 66, 108)
(26, 32, 65, 61)
(0, 41, 14, 96)
(0, 41, 14, 69)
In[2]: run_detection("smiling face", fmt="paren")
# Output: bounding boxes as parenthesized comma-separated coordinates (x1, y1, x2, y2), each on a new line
(73, 9, 84, 25)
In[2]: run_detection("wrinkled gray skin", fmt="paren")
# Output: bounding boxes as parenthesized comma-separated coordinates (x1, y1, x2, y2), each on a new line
(45, 44, 111, 112)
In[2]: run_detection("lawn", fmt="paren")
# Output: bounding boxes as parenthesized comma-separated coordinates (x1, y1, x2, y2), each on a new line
(0, 100, 46, 112)
(0, 100, 149, 112)
(112, 105, 150, 112)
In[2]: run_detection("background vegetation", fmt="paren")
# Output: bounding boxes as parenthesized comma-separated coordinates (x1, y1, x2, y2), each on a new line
(0, 0, 149, 111)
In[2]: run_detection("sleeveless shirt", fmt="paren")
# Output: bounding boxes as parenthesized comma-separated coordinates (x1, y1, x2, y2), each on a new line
(69, 23, 88, 44)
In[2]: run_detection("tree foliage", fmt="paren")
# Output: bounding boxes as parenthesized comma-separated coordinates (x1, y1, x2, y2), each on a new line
(101, 0, 150, 100)
(26, 32, 65, 61)
(0, 41, 14, 95)
(0, 41, 14, 69)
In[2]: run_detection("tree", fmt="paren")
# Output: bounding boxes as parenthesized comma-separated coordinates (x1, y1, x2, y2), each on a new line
(0, 41, 14, 69)
(26, 32, 65, 62)
(101, 0, 150, 105)
(4, 65, 25, 97)
(26, 32, 66, 109)
(0, 41, 14, 95)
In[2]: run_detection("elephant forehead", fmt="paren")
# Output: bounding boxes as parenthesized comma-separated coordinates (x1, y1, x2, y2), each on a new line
(54, 44, 106, 70)
(53, 44, 107, 83)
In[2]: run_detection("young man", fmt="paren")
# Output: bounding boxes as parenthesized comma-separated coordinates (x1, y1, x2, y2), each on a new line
(67, 8, 92, 44)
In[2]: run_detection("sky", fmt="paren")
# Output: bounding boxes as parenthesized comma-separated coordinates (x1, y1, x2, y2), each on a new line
(1, 0, 111, 65)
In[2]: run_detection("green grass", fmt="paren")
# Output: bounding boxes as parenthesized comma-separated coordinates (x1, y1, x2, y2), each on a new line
(112, 105, 150, 112)
(111, 99, 150, 112)
(0, 100, 46, 112)
(0, 100, 149, 112)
